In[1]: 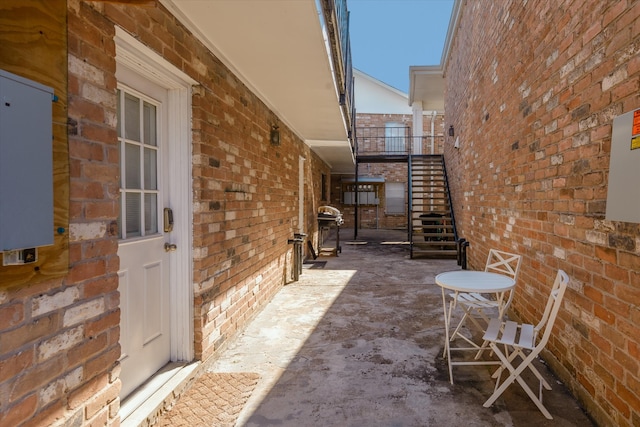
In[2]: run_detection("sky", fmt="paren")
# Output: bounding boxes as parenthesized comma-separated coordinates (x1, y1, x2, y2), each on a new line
(348, 0, 454, 94)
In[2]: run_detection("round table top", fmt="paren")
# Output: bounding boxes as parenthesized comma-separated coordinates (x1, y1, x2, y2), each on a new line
(435, 270, 515, 293)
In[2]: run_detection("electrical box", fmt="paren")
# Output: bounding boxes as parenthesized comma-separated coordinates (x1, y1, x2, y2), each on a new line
(605, 108, 640, 223)
(0, 69, 54, 252)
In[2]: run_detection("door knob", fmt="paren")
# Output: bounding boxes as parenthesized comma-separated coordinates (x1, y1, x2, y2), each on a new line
(164, 243, 177, 252)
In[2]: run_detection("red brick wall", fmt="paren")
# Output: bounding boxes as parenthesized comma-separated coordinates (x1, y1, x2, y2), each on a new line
(444, 2, 639, 426)
(0, 1, 331, 425)
(98, 1, 330, 359)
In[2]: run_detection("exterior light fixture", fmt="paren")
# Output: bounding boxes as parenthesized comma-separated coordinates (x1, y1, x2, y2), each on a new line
(448, 125, 455, 137)
(270, 124, 280, 146)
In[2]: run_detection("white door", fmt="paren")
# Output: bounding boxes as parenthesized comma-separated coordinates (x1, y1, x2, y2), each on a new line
(117, 81, 172, 398)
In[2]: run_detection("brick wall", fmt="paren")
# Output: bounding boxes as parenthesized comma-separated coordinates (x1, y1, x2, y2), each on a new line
(444, 1, 639, 426)
(100, 0, 331, 364)
(0, 1, 332, 425)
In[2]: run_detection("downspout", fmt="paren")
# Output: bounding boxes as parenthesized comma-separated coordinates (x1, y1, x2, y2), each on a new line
(411, 101, 423, 154)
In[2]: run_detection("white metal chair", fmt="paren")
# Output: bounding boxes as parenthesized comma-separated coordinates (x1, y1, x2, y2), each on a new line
(482, 269, 569, 419)
(448, 249, 522, 349)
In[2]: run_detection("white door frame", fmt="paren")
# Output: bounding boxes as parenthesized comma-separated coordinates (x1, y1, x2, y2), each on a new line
(115, 27, 196, 362)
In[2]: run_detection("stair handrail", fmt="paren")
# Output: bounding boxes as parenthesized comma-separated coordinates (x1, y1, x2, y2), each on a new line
(408, 155, 413, 246)
(441, 157, 459, 244)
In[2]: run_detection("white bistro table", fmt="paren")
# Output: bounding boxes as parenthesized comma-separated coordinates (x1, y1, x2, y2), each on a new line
(435, 270, 516, 384)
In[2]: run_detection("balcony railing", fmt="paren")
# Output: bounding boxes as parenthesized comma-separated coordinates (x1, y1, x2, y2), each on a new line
(320, 0, 354, 145)
(355, 127, 446, 157)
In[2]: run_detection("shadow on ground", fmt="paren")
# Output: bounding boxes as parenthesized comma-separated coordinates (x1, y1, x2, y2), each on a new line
(207, 229, 595, 427)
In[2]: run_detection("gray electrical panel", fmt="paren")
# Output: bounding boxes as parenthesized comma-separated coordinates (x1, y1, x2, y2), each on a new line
(605, 108, 640, 223)
(0, 70, 54, 251)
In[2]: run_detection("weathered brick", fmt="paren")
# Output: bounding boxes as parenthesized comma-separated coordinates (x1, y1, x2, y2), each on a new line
(32, 287, 80, 318)
(37, 326, 84, 362)
(442, 2, 640, 425)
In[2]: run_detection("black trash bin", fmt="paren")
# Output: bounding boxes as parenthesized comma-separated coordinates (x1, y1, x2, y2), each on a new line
(419, 213, 443, 242)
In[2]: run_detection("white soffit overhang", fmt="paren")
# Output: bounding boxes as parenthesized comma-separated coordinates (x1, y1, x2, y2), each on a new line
(409, 65, 444, 111)
(159, 0, 353, 173)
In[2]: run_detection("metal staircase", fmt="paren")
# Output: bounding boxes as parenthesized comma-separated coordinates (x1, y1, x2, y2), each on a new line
(409, 155, 458, 258)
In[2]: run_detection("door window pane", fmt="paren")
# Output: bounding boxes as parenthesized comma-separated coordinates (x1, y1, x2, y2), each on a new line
(124, 93, 141, 141)
(125, 143, 141, 189)
(145, 193, 157, 234)
(144, 101, 157, 146)
(126, 193, 141, 237)
(144, 147, 157, 190)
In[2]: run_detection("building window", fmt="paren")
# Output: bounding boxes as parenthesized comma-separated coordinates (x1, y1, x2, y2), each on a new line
(385, 182, 405, 214)
(385, 122, 407, 153)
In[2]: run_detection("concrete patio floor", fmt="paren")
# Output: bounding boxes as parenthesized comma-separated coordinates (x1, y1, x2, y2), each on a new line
(205, 229, 595, 427)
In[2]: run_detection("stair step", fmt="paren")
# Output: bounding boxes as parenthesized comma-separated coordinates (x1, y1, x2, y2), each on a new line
(413, 234, 456, 240)
(412, 241, 458, 248)
(412, 212, 451, 217)
(412, 214, 452, 218)
(412, 228, 454, 233)
(412, 206, 449, 210)
(412, 226, 454, 230)
(413, 193, 446, 195)
(411, 248, 458, 259)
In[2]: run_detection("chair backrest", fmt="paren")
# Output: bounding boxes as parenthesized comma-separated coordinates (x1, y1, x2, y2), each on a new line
(534, 269, 569, 349)
(484, 249, 523, 309)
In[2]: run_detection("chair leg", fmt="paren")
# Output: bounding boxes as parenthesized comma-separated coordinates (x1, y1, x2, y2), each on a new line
(491, 344, 518, 379)
(505, 348, 552, 391)
(484, 345, 553, 420)
(513, 371, 553, 419)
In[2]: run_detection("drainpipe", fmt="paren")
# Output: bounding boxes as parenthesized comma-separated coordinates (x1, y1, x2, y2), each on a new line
(412, 101, 423, 155)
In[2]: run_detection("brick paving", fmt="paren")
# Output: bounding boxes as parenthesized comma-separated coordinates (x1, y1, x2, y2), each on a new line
(157, 373, 260, 426)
